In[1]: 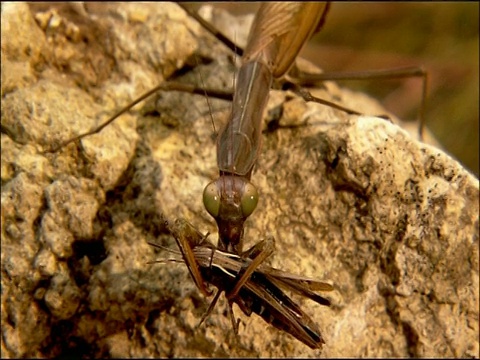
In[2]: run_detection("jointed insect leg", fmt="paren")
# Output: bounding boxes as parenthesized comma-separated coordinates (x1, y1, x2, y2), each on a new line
(226, 236, 276, 301)
(197, 289, 223, 329)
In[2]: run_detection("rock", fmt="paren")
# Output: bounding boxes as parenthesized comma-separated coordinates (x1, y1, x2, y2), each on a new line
(1, 3, 478, 358)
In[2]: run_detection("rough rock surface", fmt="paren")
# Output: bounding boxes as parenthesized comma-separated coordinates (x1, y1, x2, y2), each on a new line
(1, 3, 478, 358)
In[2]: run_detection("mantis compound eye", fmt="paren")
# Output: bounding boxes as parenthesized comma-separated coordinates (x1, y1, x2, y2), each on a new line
(203, 181, 221, 217)
(240, 182, 258, 217)
(203, 178, 259, 219)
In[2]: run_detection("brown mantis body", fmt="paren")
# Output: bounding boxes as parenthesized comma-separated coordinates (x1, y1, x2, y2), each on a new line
(200, 2, 333, 302)
(202, 2, 331, 252)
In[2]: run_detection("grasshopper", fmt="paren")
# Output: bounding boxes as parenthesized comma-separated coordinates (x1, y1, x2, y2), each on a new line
(149, 218, 334, 349)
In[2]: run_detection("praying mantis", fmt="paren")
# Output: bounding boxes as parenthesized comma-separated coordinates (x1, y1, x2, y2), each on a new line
(5, 2, 476, 358)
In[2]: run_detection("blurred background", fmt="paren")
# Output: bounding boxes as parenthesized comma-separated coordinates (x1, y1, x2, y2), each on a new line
(189, 2, 479, 177)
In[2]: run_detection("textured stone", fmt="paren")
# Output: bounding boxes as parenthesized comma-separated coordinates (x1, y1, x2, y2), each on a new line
(1, 3, 478, 358)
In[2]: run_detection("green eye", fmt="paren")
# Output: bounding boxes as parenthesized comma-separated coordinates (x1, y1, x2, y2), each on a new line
(241, 183, 258, 217)
(203, 181, 220, 217)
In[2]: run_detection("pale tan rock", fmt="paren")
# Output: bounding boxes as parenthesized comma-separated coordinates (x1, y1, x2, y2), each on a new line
(1, 3, 478, 358)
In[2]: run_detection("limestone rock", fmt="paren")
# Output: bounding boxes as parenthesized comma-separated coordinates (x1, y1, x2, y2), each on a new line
(1, 3, 478, 358)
